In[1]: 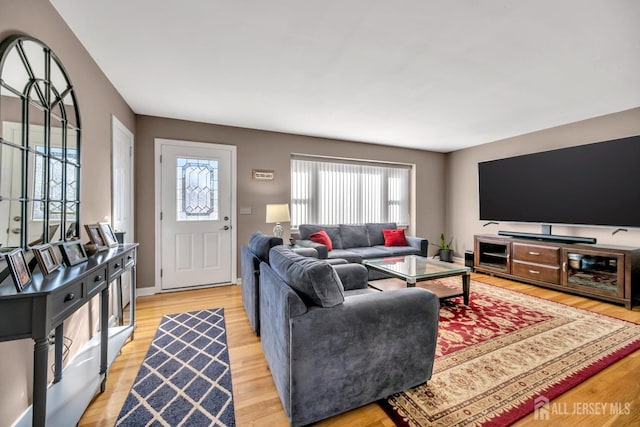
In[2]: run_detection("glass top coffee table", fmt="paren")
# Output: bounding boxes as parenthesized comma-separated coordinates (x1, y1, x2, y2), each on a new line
(364, 255, 471, 305)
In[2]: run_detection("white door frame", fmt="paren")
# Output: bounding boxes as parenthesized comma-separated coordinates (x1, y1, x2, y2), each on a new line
(111, 115, 135, 240)
(112, 115, 134, 310)
(154, 138, 237, 294)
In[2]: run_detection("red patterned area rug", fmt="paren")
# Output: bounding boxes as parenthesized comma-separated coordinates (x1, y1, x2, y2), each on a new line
(379, 278, 640, 426)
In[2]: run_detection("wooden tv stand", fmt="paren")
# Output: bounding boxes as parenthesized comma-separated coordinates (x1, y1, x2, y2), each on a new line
(474, 235, 640, 309)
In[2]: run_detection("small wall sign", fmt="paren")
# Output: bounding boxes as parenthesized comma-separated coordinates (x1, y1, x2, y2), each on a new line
(252, 169, 275, 181)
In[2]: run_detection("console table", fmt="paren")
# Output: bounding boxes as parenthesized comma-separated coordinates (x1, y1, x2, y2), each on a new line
(474, 235, 640, 308)
(0, 243, 138, 427)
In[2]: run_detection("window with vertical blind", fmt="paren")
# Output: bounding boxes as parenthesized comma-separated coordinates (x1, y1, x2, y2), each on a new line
(291, 156, 411, 228)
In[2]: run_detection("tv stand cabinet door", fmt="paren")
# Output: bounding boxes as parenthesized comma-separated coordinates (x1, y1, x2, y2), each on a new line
(474, 236, 511, 274)
(561, 248, 625, 298)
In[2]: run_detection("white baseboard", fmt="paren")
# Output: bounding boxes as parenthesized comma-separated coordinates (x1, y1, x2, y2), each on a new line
(136, 287, 157, 297)
(135, 280, 241, 297)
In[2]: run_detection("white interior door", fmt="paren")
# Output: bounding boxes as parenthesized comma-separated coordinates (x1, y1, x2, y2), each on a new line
(112, 116, 134, 305)
(158, 140, 234, 290)
(112, 116, 134, 240)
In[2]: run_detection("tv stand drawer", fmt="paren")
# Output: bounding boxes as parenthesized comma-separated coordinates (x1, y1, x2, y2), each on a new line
(512, 243, 560, 265)
(512, 260, 560, 284)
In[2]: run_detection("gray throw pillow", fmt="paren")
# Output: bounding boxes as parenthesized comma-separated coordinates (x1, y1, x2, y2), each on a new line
(248, 232, 283, 263)
(269, 246, 345, 307)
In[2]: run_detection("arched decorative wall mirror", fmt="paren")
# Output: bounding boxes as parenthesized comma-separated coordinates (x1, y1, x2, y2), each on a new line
(0, 35, 81, 250)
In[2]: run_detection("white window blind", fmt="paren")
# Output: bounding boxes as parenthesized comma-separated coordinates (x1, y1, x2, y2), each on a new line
(291, 156, 410, 228)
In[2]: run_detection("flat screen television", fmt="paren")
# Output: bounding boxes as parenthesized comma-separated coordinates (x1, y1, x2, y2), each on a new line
(478, 135, 640, 236)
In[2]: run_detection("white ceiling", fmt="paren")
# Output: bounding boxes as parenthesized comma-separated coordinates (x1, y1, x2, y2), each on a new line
(50, 0, 640, 152)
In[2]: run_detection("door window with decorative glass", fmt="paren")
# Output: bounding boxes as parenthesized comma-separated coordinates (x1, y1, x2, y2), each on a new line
(176, 157, 219, 221)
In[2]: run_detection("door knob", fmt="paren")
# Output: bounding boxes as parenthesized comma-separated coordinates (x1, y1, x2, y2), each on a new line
(224, 216, 229, 221)
(222, 225, 230, 231)
(11, 228, 20, 234)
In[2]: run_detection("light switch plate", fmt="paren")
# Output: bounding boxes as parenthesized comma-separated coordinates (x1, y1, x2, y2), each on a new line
(240, 207, 252, 215)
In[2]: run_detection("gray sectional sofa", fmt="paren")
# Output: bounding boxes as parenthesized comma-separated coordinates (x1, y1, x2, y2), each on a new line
(296, 222, 428, 262)
(259, 245, 439, 426)
(241, 232, 347, 336)
(296, 222, 428, 279)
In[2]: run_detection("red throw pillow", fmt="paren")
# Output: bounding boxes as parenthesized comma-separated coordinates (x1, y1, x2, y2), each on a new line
(310, 230, 333, 251)
(383, 229, 408, 246)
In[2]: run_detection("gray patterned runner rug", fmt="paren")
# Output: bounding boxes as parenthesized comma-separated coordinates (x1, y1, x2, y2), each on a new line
(116, 308, 235, 426)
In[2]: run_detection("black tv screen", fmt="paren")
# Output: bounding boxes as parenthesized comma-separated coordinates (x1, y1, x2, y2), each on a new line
(478, 135, 640, 228)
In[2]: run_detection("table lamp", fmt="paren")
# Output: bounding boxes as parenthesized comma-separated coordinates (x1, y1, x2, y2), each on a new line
(266, 203, 290, 238)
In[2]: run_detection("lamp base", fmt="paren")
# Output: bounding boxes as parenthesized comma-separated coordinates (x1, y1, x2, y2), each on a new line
(273, 223, 284, 238)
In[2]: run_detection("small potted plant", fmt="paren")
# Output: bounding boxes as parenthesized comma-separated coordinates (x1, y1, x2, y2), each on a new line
(432, 233, 454, 262)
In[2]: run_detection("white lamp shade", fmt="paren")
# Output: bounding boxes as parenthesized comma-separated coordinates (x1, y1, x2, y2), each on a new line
(265, 203, 290, 223)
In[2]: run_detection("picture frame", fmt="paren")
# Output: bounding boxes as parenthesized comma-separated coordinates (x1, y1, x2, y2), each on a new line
(98, 222, 118, 248)
(85, 224, 108, 251)
(5, 248, 32, 292)
(32, 244, 61, 275)
(59, 240, 88, 266)
(252, 169, 275, 181)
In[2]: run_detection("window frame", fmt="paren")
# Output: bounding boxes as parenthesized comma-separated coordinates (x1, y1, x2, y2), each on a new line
(290, 155, 412, 229)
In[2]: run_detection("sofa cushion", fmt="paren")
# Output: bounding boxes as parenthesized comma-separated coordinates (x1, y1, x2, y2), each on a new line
(366, 222, 397, 246)
(346, 246, 393, 258)
(269, 246, 345, 307)
(383, 229, 408, 246)
(327, 249, 363, 264)
(299, 225, 343, 249)
(310, 230, 333, 251)
(248, 232, 284, 263)
(374, 245, 420, 256)
(344, 288, 378, 297)
(339, 224, 370, 248)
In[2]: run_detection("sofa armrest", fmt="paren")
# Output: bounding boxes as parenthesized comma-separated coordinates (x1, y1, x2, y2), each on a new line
(288, 288, 439, 425)
(295, 239, 328, 259)
(259, 262, 308, 418)
(332, 263, 368, 290)
(406, 236, 428, 257)
(292, 247, 318, 258)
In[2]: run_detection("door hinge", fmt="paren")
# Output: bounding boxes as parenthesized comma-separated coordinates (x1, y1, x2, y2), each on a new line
(129, 146, 133, 156)
(159, 154, 162, 163)
(160, 268, 163, 278)
(160, 211, 163, 220)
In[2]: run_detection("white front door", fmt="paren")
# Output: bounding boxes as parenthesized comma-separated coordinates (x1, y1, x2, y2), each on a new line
(158, 139, 235, 290)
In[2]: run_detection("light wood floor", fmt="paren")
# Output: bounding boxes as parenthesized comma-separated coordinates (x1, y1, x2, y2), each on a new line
(79, 273, 640, 426)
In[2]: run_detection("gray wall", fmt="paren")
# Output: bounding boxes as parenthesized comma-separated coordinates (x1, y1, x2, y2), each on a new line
(0, 0, 135, 423)
(135, 115, 446, 288)
(446, 107, 640, 257)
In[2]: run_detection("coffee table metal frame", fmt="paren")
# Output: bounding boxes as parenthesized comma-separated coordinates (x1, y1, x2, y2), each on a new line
(363, 255, 471, 304)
